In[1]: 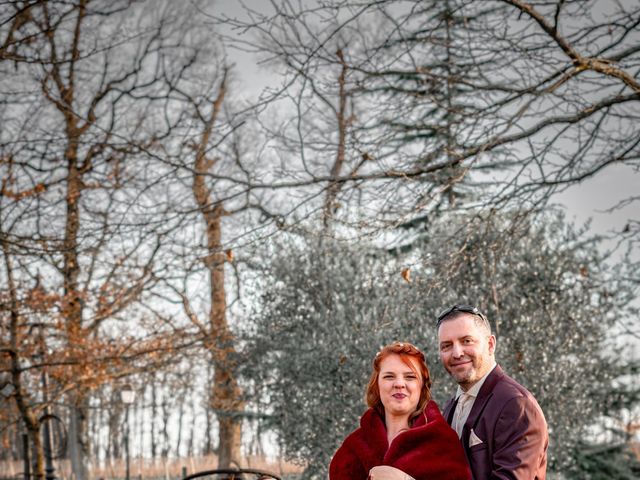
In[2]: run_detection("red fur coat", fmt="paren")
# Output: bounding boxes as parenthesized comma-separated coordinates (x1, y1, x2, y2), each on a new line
(329, 401, 471, 480)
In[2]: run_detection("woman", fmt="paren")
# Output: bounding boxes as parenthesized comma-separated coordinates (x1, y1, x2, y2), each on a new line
(329, 342, 471, 480)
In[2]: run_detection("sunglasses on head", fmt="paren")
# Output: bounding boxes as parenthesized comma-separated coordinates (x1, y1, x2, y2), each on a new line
(436, 304, 488, 328)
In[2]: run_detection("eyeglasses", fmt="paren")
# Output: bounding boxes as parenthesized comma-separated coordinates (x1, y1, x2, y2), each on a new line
(436, 304, 488, 328)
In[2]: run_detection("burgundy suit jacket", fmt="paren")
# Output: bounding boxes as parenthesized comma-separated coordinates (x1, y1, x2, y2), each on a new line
(443, 365, 548, 480)
(329, 400, 471, 480)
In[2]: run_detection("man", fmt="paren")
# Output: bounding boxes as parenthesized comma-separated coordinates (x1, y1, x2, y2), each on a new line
(437, 304, 548, 479)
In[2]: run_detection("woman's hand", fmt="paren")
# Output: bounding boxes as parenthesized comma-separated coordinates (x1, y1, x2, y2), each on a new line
(368, 466, 415, 480)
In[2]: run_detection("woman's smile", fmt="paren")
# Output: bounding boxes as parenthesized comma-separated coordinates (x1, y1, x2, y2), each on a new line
(378, 354, 423, 418)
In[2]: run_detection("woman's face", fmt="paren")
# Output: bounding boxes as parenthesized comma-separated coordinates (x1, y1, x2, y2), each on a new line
(377, 353, 423, 419)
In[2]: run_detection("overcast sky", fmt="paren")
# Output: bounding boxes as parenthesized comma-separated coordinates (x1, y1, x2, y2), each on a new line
(213, 0, 638, 257)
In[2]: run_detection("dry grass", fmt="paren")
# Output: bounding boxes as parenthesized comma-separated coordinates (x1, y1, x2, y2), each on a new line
(0, 455, 304, 480)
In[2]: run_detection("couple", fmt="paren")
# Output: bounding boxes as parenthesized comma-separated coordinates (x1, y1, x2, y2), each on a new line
(329, 304, 548, 480)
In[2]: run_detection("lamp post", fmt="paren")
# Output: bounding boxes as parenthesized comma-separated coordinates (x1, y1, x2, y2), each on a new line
(120, 385, 135, 480)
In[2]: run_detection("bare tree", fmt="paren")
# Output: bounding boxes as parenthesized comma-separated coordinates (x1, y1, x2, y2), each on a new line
(157, 66, 258, 468)
(221, 0, 639, 243)
(3, 1, 636, 474)
(120, 14, 274, 462)
(0, 1, 203, 477)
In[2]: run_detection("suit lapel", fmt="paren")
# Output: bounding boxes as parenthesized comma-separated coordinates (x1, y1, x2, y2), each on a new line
(461, 365, 504, 447)
(443, 396, 458, 425)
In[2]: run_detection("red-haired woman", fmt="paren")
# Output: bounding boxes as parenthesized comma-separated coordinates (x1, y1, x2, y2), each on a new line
(329, 342, 470, 480)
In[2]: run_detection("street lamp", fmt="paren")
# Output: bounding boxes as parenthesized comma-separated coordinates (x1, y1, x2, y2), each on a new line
(120, 384, 135, 480)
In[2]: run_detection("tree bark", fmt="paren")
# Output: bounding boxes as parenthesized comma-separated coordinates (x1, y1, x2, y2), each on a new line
(151, 376, 158, 458)
(190, 71, 245, 468)
(63, 137, 90, 480)
(176, 393, 185, 457)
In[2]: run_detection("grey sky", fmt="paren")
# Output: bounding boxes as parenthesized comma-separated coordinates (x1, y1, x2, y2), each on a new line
(214, 0, 638, 255)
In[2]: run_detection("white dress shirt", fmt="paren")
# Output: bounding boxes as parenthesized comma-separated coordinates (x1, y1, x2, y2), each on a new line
(452, 364, 497, 438)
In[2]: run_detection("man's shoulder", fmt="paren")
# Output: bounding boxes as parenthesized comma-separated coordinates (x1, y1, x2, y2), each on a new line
(487, 367, 539, 404)
(480, 368, 546, 429)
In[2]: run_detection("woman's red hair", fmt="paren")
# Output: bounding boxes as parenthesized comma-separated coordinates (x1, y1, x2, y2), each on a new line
(365, 342, 432, 424)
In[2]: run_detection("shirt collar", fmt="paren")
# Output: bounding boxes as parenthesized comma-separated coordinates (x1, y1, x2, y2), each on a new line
(455, 363, 497, 400)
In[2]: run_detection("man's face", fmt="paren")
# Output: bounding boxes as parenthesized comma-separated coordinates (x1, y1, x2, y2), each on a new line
(438, 313, 496, 391)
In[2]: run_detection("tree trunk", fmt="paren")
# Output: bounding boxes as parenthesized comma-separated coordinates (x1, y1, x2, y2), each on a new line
(67, 397, 90, 480)
(106, 390, 122, 460)
(63, 155, 90, 480)
(204, 362, 213, 455)
(176, 393, 185, 457)
(206, 205, 243, 468)
(188, 397, 196, 457)
(137, 401, 144, 459)
(190, 72, 245, 468)
(151, 376, 158, 458)
(161, 394, 170, 458)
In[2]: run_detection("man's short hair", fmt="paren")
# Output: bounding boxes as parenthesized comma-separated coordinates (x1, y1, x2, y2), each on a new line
(436, 304, 492, 335)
